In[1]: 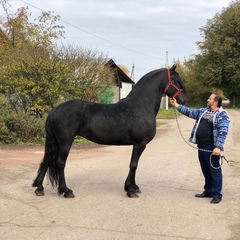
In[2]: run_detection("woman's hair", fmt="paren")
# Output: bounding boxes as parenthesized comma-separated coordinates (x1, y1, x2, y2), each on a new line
(213, 93, 222, 107)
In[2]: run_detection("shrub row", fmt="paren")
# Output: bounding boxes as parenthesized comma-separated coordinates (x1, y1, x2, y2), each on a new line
(0, 111, 46, 144)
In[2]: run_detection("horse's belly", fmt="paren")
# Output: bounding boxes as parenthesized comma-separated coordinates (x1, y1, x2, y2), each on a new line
(80, 129, 131, 145)
(79, 125, 155, 146)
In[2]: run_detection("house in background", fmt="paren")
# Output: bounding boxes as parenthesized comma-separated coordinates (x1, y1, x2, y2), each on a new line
(101, 59, 135, 103)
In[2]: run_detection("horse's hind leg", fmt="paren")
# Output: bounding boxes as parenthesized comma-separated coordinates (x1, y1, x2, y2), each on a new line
(124, 143, 146, 198)
(57, 145, 75, 198)
(32, 156, 48, 196)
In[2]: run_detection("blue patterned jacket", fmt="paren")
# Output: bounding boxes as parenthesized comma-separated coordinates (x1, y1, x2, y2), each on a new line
(177, 105, 230, 151)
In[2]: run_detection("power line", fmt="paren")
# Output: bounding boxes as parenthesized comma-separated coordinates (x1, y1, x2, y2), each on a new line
(19, 0, 165, 60)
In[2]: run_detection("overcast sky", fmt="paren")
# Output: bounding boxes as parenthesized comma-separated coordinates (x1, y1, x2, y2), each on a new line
(6, 0, 231, 81)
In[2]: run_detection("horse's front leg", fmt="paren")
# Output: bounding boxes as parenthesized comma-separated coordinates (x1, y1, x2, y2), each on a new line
(124, 143, 146, 198)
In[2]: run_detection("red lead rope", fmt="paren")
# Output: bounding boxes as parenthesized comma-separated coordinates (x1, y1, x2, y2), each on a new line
(163, 68, 183, 98)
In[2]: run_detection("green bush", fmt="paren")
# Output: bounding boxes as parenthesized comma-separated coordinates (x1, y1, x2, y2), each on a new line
(0, 110, 46, 144)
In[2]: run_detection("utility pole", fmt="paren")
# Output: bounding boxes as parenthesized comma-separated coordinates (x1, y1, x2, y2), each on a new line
(165, 51, 169, 110)
(130, 64, 135, 81)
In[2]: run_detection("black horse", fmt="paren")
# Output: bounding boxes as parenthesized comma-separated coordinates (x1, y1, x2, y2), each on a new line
(32, 64, 187, 198)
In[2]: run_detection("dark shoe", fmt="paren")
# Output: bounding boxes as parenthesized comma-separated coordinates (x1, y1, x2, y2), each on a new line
(210, 198, 221, 204)
(195, 193, 212, 198)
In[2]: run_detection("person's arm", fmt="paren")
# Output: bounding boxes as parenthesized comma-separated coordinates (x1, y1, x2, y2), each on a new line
(169, 98, 201, 120)
(213, 111, 230, 152)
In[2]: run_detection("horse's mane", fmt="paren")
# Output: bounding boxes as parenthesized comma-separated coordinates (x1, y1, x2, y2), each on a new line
(127, 68, 165, 98)
(136, 68, 165, 85)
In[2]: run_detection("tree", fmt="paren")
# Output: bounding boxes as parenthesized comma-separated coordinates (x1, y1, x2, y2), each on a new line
(172, 59, 209, 106)
(0, 4, 66, 116)
(56, 44, 114, 103)
(0, 2, 113, 117)
(0, 1, 114, 142)
(195, 0, 240, 106)
(118, 64, 130, 76)
(0, 0, 64, 49)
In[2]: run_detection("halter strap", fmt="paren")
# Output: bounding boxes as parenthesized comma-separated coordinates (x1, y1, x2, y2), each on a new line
(163, 68, 183, 98)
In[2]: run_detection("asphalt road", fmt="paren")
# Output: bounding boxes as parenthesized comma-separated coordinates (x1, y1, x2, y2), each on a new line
(0, 109, 239, 240)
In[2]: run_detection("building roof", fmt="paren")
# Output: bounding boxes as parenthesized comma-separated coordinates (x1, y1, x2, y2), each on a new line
(106, 59, 135, 87)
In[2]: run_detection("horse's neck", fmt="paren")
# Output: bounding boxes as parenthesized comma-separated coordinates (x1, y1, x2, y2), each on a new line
(126, 70, 166, 115)
(148, 92, 163, 116)
(128, 86, 163, 116)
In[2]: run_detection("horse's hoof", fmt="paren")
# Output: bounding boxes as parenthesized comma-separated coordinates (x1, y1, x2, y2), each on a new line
(127, 192, 139, 198)
(35, 189, 45, 196)
(64, 192, 75, 198)
(135, 189, 141, 194)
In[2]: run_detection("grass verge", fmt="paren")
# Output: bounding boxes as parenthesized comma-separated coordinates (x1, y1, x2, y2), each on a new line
(157, 107, 181, 119)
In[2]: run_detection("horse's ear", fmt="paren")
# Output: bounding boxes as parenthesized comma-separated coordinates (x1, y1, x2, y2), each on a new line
(171, 64, 177, 71)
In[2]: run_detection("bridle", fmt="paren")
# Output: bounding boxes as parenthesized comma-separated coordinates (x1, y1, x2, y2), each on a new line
(163, 68, 183, 98)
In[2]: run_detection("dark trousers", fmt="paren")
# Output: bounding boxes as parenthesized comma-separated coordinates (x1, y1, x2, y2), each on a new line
(198, 145, 222, 199)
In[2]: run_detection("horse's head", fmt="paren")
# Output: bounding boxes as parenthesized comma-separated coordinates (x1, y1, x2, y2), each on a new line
(163, 64, 187, 104)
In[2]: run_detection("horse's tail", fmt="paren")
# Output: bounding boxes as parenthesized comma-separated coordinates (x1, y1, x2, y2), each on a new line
(32, 116, 60, 188)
